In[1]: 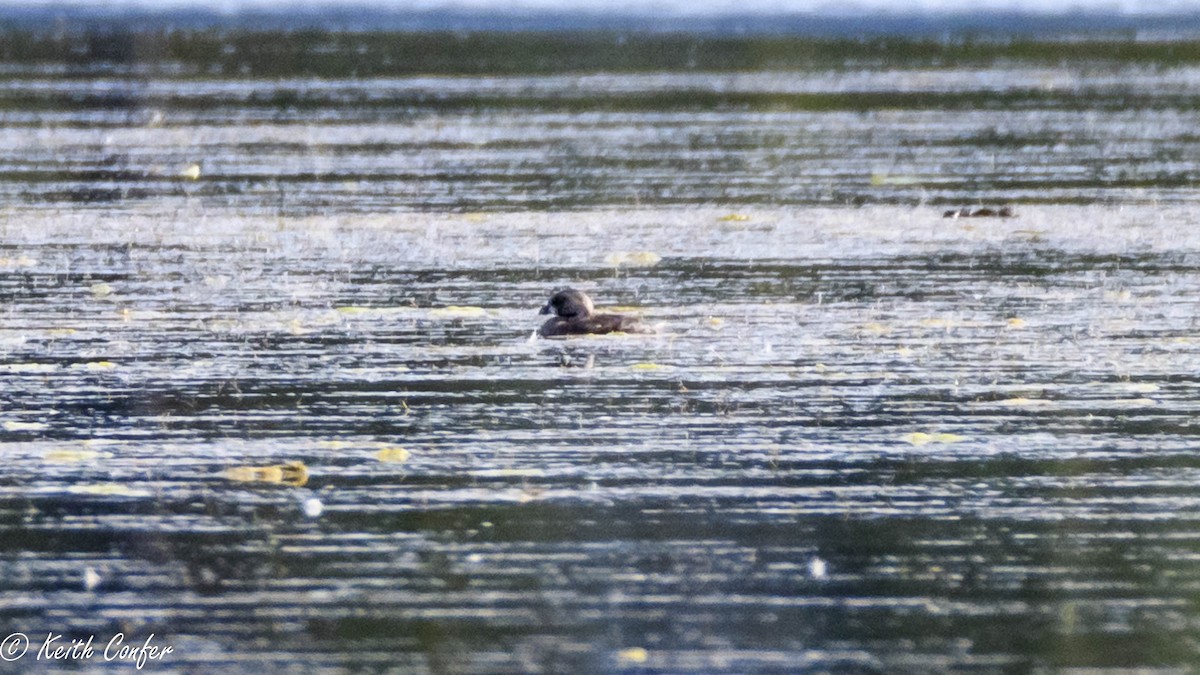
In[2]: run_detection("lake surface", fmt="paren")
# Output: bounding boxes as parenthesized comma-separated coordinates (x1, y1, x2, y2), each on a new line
(3, 34, 1200, 672)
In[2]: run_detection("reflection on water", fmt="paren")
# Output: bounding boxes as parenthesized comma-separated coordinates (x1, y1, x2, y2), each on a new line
(2, 32, 1200, 672)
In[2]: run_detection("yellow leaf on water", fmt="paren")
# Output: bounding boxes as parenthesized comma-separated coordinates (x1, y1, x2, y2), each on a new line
(179, 163, 201, 180)
(429, 306, 486, 318)
(604, 251, 662, 267)
(617, 647, 649, 664)
(317, 440, 352, 449)
(920, 318, 957, 328)
(1006, 318, 1027, 329)
(89, 282, 113, 297)
(44, 449, 110, 463)
(65, 483, 152, 498)
(224, 461, 309, 487)
(463, 213, 488, 222)
(630, 362, 670, 371)
(717, 213, 750, 222)
(707, 316, 725, 328)
(331, 306, 412, 320)
(80, 439, 124, 448)
(375, 447, 411, 463)
(902, 432, 967, 446)
(84, 361, 117, 371)
(3, 420, 48, 431)
(935, 433, 967, 443)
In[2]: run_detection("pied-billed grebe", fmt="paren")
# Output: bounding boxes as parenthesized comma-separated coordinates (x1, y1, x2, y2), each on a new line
(537, 288, 654, 338)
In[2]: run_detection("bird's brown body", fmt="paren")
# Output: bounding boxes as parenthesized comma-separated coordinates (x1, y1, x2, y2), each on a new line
(537, 289, 654, 338)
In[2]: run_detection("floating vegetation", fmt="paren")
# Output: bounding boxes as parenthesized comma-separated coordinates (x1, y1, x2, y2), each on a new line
(223, 461, 309, 487)
(43, 448, 111, 463)
(870, 173, 923, 186)
(604, 251, 662, 268)
(375, 447, 411, 463)
(334, 306, 416, 318)
(616, 647, 649, 664)
(901, 432, 968, 446)
(63, 484, 153, 498)
(429, 306, 487, 318)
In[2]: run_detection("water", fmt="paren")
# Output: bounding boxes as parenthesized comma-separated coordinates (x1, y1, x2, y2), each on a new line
(3, 34, 1200, 672)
